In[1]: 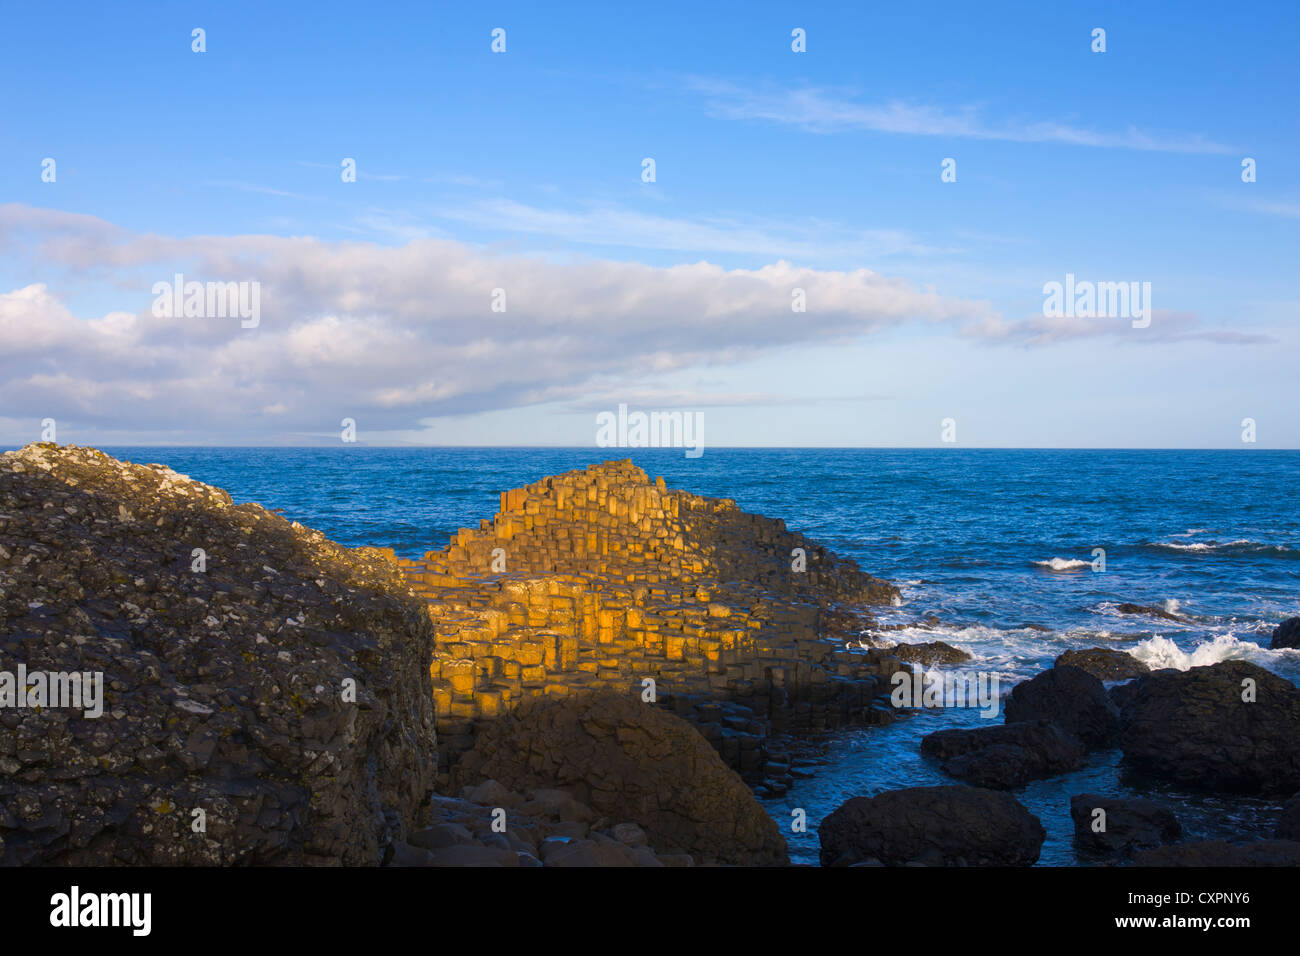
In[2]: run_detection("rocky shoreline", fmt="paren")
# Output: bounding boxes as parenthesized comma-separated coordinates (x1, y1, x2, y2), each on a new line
(2, 442, 1297, 867)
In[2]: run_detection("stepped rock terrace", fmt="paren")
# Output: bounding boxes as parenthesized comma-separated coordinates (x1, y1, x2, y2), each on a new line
(396, 460, 907, 792)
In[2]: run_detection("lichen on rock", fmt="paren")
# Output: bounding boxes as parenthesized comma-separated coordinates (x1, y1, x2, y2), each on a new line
(0, 443, 436, 865)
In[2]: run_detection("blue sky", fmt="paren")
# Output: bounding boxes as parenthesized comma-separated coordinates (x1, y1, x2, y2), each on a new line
(1, 0, 1297, 447)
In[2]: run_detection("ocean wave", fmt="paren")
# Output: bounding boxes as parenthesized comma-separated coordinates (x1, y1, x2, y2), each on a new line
(1147, 538, 1292, 556)
(1129, 633, 1297, 672)
(1034, 557, 1092, 571)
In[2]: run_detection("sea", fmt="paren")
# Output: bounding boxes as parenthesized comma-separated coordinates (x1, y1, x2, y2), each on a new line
(88, 447, 1300, 865)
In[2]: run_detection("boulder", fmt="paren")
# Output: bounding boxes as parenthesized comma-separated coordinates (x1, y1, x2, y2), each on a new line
(1271, 617, 1300, 650)
(921, 720, 1087, 788)
(1069, 794, 1181, 857)
(1133, 840, 1300, 867)
(888, 641, 972, 666)
(1004, 665, 1120, 748)
(1054, 648, 1149, 682)
(1116, 660, 1300, 794)
(818, 785, 1045, 866)
(451, 690, 788, 865)
(0, 444, 437, 866)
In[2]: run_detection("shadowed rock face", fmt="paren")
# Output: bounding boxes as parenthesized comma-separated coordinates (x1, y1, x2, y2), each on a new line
(818, 785, 1045, 867)
(1133, 840, 1300, 867)
(402, 459, 904, 787)
(1277, 794, 1300, 841)
(1004, 665, 1120, 748)
(1069, 794, 1182, 859)
(1116, 660, 1300, 795)
(921, 720, 1087, 789)
(451, 691, 789, 866)
(1272, 617, 1300, 649)
(0, 444, 436, 865)
(1054, 648, 1149, 682)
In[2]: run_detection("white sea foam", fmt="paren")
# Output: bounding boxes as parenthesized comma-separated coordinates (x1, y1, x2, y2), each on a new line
(1129, 633, 1295, 671)
(1151, 538, 1289, 554)
(1035, 557, 1091, 571)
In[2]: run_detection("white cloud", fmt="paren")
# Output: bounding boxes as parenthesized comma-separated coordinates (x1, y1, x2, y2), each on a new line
(690, 79, 1236, 154)
(0, 205, 994, 441)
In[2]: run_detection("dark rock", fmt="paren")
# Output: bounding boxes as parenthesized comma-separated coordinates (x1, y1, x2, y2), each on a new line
(818, 785, 1045, 866)
(386, 842, 436, 867)
(888, 641, 972, 666)
(922, 720, 1087, 788)
(1069, 794, 1181, 858)
(1277, 794, 1300, 841)
(451, 690, 788, 865)
(1055, 648, 1149, 682)
(1116, 602, 1186, 622)
(1117, 660, 1300, 794)
(0, 444, 437, 866)
(1271, 617, 1300, 650)
(1004, 665, 1120, 748)
(1133, 840, 1300, 867)
(426, 844, 520, 867)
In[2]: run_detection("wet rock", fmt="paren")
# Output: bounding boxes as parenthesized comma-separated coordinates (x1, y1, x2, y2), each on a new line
(1004, 665, 1120, 748)
(425, 844, 520, 867)
(888, 641, 972, 666)
(543, 838, 642, 867)
(1270, 617, 1300, 650)
(1276, 794, 1300, 841)
(921, 720, 1087, 788)
(1054, 648, 1149, 682)
(1069, 794, 1181, 858)
(1117, 660, 1300, 794)
(611, 822, 648, 847)
(819, 785, 1045, 866)
(1116, 602, 1186, 622)
(1133, 840, 1300, 867)
(409, 823, 474, 850)
(460, 779, 523, 809)
(452, 690, 787, 865)
(0, 444, 437, 865)
(387, 842, 436, 867)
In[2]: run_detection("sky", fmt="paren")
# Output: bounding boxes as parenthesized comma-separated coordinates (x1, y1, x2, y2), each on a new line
(1, 0, 1297, 448)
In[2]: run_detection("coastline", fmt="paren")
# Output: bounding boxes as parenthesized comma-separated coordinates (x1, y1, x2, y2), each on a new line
(2, 443, 1299, 867)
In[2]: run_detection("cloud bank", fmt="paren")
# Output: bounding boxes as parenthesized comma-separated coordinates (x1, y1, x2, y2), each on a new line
(0, 205, 995, 441)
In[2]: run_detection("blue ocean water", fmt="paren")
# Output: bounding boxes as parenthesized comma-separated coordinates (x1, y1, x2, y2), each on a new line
(83, 447, 1300, 863)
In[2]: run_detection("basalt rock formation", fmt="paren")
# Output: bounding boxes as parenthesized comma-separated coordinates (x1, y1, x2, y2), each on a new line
(0, 444, 436, 865)
(451, 691, 788, 865)
(1271, 616, 1300, 650)
(886, 640, 972, 666)
(1069, 794, 1182, 859)
(818, 785, 1046, 866)
(921, 719, 1087, 789)
(1054, 648, 1149, 682)
(1115, 660, 1300, 795)
(1133, 839, 1300, 867)
(399, 459, 904, 791)
(1004, 665, 1120, 748)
